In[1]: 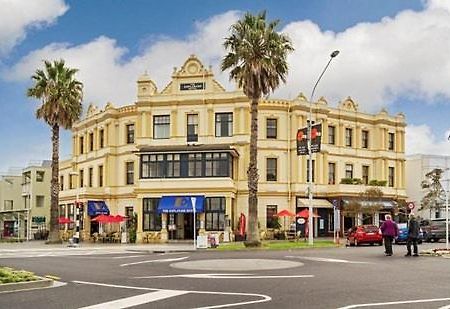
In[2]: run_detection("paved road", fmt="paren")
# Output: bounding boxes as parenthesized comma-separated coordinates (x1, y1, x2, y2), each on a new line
(0, 242, 449, 308)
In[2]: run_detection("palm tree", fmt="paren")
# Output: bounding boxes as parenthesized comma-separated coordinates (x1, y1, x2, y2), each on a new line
(221, 12, 293, 246)
(27, 60, 83, 243)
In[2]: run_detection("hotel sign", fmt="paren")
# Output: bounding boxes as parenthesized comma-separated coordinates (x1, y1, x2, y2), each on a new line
(180, 82, 205, 91)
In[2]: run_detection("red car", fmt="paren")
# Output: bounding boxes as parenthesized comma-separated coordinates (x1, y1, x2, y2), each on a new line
(347, 225, 383, 246)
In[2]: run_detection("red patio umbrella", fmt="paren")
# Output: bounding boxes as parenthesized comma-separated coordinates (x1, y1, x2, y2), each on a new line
(91, 214, 114, 223)
(58, 217, 73, 224)
(112, 215, 128, 223)
(274, 210, 295, 231)
(296, 209, 320, 218)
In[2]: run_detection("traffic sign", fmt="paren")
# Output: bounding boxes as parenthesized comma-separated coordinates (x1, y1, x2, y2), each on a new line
(407, 202, 415, 210)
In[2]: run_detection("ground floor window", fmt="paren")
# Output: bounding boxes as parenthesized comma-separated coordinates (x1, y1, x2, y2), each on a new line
(205, 197, 225, 231)
(266, 205, 278, 228)
(143, 198, 161, 231)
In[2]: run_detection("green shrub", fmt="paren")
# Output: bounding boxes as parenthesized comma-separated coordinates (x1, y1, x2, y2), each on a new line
(0, 267, 38, 284)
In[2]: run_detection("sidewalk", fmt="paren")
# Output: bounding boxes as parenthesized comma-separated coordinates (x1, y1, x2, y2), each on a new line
(0, 240, 196, 253)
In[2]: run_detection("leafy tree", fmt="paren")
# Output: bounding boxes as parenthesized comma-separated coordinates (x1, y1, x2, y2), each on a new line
(221, 12, 293, 246)
(27, 60, 83, 243)
(420, 168, 446, 214)
(360, 187, 383, 224)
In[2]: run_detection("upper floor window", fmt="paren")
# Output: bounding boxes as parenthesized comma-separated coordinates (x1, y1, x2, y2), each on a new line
(99, 129, 105, 148)
(69, 174, 74, 189)
(187, 114, 198, 142)
(345, 164, 353, 179)
(266, 158, 277, 181)
(328, 162, 336, 185)
(188, 153, 202, 177)
(328, 126, 335, 145)
(362, 130, 369, 149)
(266, 118, 277, 139)
(36, 171, 45, 182)
(79, 169, 84, 187)
(79, 136, 84, 154)
(126, 124, 135, 144)
(166, 154, 181, 177)
(389, 167, 395, 187)
(98, 165, 104, 187)
(153, 115, 170, 139)
(215, 112, 233, 137)
(205, 153, 230, 177)
(89, 132, 94, 151)
(126, 162, 134, 185)
(388, 133, 395, 151)
(88, 167, 93, 187)
(345, 128, 353, 147)
(60, 175, 64, 191)
(362, 165, 369, 185)
(36, 196, 44, 208)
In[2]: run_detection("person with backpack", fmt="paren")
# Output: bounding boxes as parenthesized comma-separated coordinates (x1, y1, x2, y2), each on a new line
(405, 214, 420, 257)
(380, 214, 398, 256)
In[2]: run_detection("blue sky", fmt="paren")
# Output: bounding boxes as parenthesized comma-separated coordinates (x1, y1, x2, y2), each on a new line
(1, 0, 450, 173)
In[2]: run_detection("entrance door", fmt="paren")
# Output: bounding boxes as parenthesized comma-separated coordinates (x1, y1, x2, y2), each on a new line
(184, 213, 193, 239)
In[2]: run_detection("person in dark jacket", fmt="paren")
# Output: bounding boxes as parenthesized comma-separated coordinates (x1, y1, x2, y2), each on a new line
(380, 214, 398, 256)
(406, 214, 420, 257)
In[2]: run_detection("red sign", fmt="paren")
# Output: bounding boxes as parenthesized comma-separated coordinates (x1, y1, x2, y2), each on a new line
(407, 202, 415, 210)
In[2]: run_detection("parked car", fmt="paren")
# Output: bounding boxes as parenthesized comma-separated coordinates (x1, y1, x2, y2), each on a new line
(394, 223, 423, 244)
(420, 219, 450, 242)
(346, 225, 383, 246)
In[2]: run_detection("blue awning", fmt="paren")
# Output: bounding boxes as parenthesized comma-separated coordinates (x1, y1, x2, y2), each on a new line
(87, 200, 110, 216)
(158, 196, 205, 213)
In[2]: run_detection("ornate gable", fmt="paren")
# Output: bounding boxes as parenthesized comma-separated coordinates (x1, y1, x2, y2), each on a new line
(160, 54, 225, 95)
(338, 96, 358, 111)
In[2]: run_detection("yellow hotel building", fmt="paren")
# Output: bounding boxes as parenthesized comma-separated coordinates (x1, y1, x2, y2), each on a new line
(59, 55, 406, 243)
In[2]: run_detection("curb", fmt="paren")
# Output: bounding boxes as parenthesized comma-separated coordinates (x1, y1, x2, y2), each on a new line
(0, 277, 53, 293)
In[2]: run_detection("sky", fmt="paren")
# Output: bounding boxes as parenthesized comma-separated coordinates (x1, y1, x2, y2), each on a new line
(1, 0, 450, 174)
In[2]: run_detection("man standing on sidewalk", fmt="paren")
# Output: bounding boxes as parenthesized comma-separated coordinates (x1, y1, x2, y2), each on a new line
(405, 214, 420, 257)
(380, 214, 398, 256)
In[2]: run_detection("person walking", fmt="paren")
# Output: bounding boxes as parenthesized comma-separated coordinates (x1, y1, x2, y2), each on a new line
(405, 214, 420, 257)
(380, 214, 398, 256)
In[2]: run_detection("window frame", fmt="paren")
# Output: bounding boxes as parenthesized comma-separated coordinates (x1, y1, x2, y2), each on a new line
(126, 123, 135, 144)
(388, 132, 395, 151)
(98, 165, 104, 187)
(388, 166, 395, 187)
(187, 114, 199, 142)
(142, 198, 161, 231)
(362, 130, 369, 149)
(266, 158, 278, 181)
(345, 128, 353, 147)
(126, 161, 134, 185)
(266, 118, 277, 139)
(266, 205, 278, 229)
(345, 164, 353, 179)
(328, 162, 336, 185)
(328, 125, 335, 145)
(215, 112, 233, 137)
(89, 132, 94, 151)
(362, 165, 369, 185)
(153, 115, 170, 139)
(205, 197, 225, 231)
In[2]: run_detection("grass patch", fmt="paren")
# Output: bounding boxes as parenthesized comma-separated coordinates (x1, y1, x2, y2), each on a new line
(214, 240, 339, 251)
(0, 267, 39, 284)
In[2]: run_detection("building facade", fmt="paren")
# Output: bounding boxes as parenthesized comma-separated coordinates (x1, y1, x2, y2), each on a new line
(0, 161, 51, 240)
(406, 154, 450, 220)
(59, 55, 407, 243)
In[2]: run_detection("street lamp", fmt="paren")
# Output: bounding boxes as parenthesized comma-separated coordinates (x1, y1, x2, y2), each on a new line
(441, 175, 449, 250)
(69, 171, 80, 244)
(307, 50, 340, 245)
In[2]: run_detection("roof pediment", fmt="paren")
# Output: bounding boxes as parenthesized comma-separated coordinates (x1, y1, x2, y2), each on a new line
(338, 96, 358, 111)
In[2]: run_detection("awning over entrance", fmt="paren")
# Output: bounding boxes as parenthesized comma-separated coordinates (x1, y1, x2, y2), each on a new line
(158, 196, 205, 213)
(342, 199, 396, 209)
(87, 200, 110, 216)
(297, 198, 333, 208)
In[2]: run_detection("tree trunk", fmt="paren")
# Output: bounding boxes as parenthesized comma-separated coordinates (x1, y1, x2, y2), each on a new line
(245, 97, 261, 246)
(47, 124, 61, 243)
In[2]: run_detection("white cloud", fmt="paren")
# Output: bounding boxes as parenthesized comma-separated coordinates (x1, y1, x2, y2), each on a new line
(0, 0, 68, 57)
(4, 0, 450, 115)
(405, 124, 450, 156)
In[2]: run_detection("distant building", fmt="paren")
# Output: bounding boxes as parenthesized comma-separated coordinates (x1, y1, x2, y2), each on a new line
(59, 55, 406, 243)
(406, 154, 450, 220)
(0, 161, 51, 240)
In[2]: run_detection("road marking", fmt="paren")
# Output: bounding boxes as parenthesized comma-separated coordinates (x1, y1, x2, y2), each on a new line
(73, 280, 271, 308)
(439, 305, 450, 309)
(112, 255, 147, 259)
(337, 297, 450, 308)
(286, 256, 371, 264)
(79, 290, 188, 309)
(134, 273, 314, 279)
(120, 256, 189, 267)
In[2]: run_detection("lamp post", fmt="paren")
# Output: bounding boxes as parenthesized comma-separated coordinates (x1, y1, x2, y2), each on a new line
(69, 171, 80, 244)
(442, 176, 449, 250)
(190, 197, 197, 250)
(307, 50, 340, 245)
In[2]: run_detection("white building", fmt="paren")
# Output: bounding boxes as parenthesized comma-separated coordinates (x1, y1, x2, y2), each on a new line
(406, 154, 450, 220)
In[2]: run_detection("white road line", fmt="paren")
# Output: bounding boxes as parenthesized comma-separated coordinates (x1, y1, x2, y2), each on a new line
(78, 290, 188, 309)
(337, 297, 450, 309)
(120, 256, 189, 267)
(73, 280, 271, 309)
(112, 255, 147, 259)
(439, 305, 450, 309)
(134, 273, 314, 279)
(286, 256, 371, 264)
